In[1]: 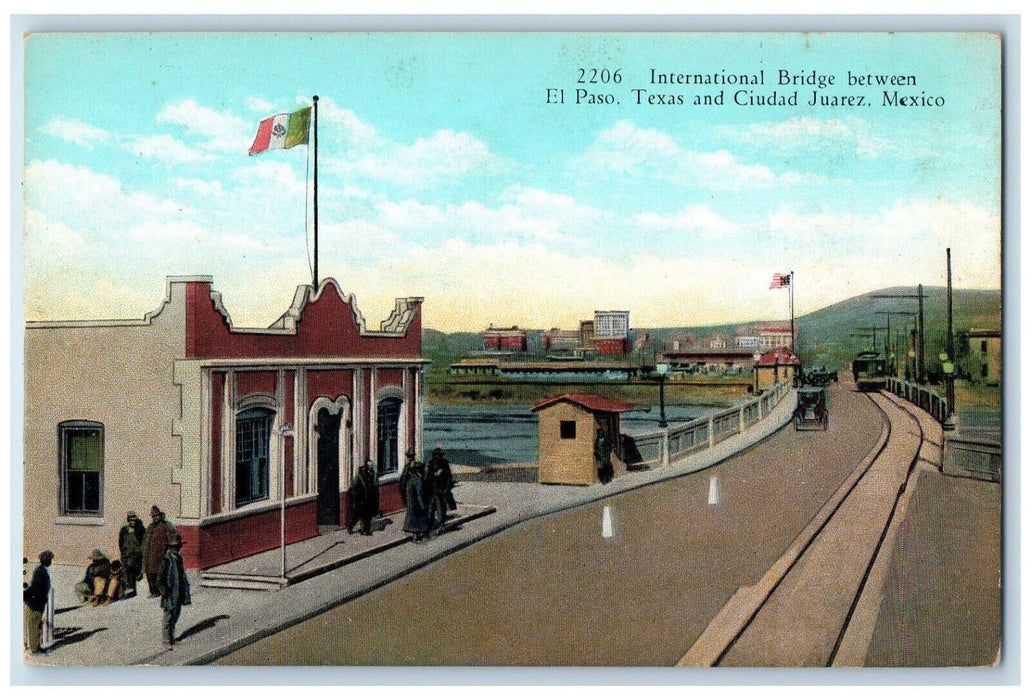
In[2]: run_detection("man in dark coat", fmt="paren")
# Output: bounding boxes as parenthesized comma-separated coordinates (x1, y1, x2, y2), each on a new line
(23, 550, 52, 654)
(158, 532, 191, 650)
(426, 446, 457, 532)
(595, 428, 613, 484)
(142, 506, 175, 598)
(347, 461, 380, 535)
(399, 450, 416, 507)
(403, 461, 432, 542)
(118, 510, 145, 594)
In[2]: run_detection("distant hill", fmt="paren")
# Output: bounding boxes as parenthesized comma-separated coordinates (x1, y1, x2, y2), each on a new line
(796, 286, 1001, 368)
(422, 287, 1001, 373)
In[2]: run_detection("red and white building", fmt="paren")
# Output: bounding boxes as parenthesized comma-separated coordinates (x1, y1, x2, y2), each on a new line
(24, 276, 425, 569)
(483, 325, 528, 352)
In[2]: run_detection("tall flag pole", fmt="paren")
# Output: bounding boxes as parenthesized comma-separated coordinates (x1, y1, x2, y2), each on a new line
(770, 272, 794, 354)
(312, 95, 319, 289)
(790, 270, 795, 356)
(248, 100, 315, 286)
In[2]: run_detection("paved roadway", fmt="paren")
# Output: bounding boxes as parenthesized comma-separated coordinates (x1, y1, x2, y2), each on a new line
(218, 381, 887, 666)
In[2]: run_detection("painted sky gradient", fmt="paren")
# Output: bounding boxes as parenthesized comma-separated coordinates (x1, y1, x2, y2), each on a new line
(21, 32, 1001, 331)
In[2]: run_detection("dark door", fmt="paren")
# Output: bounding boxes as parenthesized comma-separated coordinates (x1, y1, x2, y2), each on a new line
(316, 408, 342, 526)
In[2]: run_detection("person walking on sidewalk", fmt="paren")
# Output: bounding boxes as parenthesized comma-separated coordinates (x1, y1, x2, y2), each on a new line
(426, 446, 457, 533)
(347, 460, 381, 536)
(158, 532, 191, 650)
(399, 450, 416, 507)
(118, 510, 145, 595)
(403, 461, 432, 542)
(142, 506, 175, 598)
(23, 550, 52, 655)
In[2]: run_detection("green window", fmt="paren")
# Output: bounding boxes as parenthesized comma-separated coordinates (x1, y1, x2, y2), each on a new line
(60, 421, 103, 515)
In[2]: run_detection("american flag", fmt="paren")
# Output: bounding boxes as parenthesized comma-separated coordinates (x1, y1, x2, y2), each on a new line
(770, 273, 791, 289)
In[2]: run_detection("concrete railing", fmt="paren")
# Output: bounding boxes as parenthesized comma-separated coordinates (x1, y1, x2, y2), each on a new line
(943, 434, 1002, 482)
(627, 381, 791, 468)
(886, 378, 951, 426)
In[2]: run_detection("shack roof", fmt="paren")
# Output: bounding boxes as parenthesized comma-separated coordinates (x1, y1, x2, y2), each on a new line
(531, 392, 640, 414)
(755, 346, 801, 366)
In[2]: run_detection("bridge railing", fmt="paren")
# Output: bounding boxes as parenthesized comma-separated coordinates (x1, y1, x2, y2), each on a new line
(627, 381, 791, 468)
(886, 377, 951, 425)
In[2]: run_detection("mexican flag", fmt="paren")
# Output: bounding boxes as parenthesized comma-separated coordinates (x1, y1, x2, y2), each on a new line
(248, 106, 311, 155)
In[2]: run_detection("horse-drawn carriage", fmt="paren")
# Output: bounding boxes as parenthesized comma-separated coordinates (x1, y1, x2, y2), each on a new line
(794, 386, 829, 431)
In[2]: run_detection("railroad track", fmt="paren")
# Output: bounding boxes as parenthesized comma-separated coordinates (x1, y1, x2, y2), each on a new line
(678, 385, 931, 667)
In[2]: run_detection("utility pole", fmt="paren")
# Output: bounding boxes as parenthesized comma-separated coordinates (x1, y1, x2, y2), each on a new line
(877, 311, 917, 378)
(945, 249, 956, 429)
(871, 286, 928, 384)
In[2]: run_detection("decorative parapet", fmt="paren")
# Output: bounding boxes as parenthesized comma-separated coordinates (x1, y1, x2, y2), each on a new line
(380, 297, 423, 334)
(268, 278, 421, 337)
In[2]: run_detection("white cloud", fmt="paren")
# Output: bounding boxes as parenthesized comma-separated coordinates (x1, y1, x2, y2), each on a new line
(24, 159, 192, 231)
(171, 177, 225, 197)
(123, 134, 213, 163)
(245, 95, 276, 113)
(575, 120, 802, 191)
(719, 116, 893, 158)
(633, 204, 739, 237)
(374, 185, 608, 245)
(157, 98, 254, 153)
(39, 116, 110, 148)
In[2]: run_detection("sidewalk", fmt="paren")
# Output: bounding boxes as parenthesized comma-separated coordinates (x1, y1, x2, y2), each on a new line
(24, 389, 796, 668)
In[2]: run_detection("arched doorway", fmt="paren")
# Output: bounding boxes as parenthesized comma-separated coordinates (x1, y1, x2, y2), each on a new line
(315, 407, 342, 528)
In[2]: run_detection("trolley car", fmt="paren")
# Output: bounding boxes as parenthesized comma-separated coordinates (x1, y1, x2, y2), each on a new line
(852, 350, 888, 391)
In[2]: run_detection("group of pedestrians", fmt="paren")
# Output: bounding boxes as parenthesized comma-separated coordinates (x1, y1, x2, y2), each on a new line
(74, 506, 177, 606)
(25, 503, 192, 655)
(401, 446, 457, 542)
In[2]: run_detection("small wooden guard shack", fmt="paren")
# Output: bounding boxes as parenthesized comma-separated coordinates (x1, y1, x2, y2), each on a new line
(532, 393, 638, 485)
(752, 346, 801, 393)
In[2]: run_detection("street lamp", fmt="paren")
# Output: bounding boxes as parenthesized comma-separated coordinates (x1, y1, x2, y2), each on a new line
(279, 422, 295, 580)
(641, 362, 670, 428)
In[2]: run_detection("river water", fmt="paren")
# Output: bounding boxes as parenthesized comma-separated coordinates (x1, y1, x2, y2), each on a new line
(422, 403, 718, 466)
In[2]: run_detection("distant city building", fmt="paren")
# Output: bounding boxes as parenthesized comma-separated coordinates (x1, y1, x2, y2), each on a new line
(593, 310, 631, 356)
(579, 320, 596, 350)
(483, 325, 528, 352)
(708, 332, 728, 349)
(760, 325, 795, 349)
(965, 328, 1001, 384)
(543, 328, 580, 353)
(735, 335, 763, 349)
(660, 348, 755, 374)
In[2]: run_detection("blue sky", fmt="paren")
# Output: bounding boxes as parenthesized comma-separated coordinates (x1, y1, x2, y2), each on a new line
(21, 31, 1001, 331)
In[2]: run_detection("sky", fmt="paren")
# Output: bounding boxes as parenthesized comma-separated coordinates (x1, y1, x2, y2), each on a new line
(20, 31, 1002, 332)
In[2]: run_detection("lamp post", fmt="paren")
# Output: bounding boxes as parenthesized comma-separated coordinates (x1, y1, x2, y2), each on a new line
(641, 362, 669, 428)
(279, 422, 294, 580)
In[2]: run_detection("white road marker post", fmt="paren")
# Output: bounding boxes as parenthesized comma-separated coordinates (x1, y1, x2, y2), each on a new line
(708, 476, 722, 505)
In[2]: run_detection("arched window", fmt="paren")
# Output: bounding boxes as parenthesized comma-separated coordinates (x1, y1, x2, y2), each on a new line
(236, 406, 274, 505)
(59, 420, 104, 516)
(377, 397, 403, 476)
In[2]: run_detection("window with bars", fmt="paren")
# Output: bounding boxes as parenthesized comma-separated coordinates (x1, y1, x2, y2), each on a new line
(236, 407, 273, 506)
(59, 421, 103, 516)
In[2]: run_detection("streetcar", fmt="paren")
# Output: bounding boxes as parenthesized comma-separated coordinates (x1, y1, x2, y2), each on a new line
(794, 386, 829, 431)
(852, 350, 888, 391)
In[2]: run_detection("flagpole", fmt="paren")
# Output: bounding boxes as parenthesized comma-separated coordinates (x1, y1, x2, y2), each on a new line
(312, 95, 319, 289)
(790, 270, 795, 356)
